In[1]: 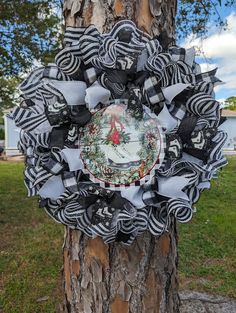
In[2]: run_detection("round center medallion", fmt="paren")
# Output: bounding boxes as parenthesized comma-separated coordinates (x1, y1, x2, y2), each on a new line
(79, 103, 164, 188)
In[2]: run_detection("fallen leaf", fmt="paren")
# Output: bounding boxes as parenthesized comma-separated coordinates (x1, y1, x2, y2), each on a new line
(36, 296, 49, 303)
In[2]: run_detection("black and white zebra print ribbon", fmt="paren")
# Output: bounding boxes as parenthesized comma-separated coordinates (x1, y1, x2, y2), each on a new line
(10, 20, 227, 245)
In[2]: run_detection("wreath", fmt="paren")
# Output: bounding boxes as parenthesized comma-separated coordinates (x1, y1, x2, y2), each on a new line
(10, 21, 227, 245)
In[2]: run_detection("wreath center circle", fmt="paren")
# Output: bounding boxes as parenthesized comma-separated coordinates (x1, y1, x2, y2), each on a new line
(80, 103, 164, 187)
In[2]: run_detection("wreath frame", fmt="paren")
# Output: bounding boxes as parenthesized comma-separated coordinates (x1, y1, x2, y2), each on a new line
(10, 20, 227, 245)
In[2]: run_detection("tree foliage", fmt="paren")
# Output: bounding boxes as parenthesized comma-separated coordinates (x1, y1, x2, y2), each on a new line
(0, 77, 21, 111)
(225, 96, 236, 110)
(0, 0, 63, 111)
(177, 0, 236, 38)
(0, 0, 62, 76)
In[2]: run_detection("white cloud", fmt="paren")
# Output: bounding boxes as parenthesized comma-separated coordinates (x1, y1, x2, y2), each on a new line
(183, 12, 236, 97)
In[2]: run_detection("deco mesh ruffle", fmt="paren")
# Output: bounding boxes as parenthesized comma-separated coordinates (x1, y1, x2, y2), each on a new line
(10, 20, 227, 245)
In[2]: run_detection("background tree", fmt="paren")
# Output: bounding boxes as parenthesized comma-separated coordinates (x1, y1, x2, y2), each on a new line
(58, 0, 232, 312)
(0, 0, 62, 112)
(177, 0, 236, 38)
(225, 96, 236, 110)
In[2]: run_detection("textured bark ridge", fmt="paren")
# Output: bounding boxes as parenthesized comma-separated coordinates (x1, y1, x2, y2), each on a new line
(63, 0, 177, 46)
(61, 224, 180, 313)
(61, 1, 179, 312)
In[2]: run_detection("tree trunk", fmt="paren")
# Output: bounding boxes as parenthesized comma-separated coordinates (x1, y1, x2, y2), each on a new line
(60, 1, 179, 313)
(63, 0, 176, 45)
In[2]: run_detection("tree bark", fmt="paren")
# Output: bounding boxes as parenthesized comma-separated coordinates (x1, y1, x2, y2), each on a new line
(60, 1, 179, 312)
(63, 0, 177, 46)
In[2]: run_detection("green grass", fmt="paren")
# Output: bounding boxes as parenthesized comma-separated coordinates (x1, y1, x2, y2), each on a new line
(178, 156, 236, 298)
(0, 162, 64, 313)
(0, 158, 235, 312)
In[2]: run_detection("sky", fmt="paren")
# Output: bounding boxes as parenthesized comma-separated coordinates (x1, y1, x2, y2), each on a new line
(182, 8, 236, 102)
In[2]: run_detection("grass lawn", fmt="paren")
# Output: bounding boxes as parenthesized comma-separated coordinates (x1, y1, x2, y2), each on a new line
(178, 156, 236, 297)
(0, 162, 64, 313)
(0, 158, 235, 312)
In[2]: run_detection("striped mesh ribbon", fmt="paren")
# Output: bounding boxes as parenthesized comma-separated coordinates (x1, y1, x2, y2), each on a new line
(9, 20, 227, 245)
